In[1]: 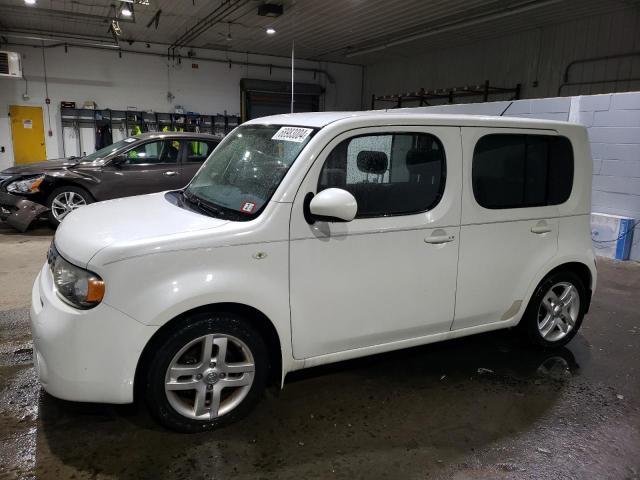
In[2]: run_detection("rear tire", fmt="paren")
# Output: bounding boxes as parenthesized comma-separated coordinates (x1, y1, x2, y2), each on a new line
(520, 271, 586, 348)
(46, 186, 93, 227)
(144, 312, 268, 433)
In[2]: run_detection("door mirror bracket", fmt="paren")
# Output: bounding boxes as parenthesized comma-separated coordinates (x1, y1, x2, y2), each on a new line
(110, 154, 127, 168)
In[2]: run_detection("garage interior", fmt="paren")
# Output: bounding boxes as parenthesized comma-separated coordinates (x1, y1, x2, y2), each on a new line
(1, 0, 639, 478)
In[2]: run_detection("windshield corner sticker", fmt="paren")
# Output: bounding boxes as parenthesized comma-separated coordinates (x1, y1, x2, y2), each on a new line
(240, 201, 256, 214)
(271, 127, 313, 143)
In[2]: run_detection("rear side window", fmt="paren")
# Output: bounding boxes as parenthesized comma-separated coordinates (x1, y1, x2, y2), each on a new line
(186, 141, 218, 163)
(318, 133, 446, 217)
(472, 134, 573, 209)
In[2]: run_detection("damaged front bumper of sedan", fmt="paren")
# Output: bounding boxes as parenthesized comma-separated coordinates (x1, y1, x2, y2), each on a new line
(0, 192, 49, 232)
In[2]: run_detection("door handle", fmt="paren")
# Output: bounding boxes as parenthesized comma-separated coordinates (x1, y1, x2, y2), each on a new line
(163, 171, 178, 176)
(531, 221, 552, 234)
(424, 233, 455, 244)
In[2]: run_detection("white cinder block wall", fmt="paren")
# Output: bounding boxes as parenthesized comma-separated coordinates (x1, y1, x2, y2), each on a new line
(405, 92, 640, 261)
(0, 44, 363, 170)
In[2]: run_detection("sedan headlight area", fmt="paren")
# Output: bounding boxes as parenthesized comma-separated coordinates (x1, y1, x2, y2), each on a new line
(48, 243, 105, 309)
(7, 175, 45, 194)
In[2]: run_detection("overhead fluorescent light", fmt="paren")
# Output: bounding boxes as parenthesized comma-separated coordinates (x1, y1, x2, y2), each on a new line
(25, 0, 36, 5)
(266, 27, 276, 35)
(121, 4, 132, 16)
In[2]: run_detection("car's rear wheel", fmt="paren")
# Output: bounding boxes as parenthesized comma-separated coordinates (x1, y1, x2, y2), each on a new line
(520, 271, 586, 348)
(46, 186, 93, 226)
(144, 312, 268, 433)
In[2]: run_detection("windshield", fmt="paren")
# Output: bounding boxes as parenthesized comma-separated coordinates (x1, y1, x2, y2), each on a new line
(79, 137, 137, 163)
(185, 125, 315, 219)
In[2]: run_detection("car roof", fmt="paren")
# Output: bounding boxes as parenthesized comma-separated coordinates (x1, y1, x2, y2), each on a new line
(243, 110, 579, 130)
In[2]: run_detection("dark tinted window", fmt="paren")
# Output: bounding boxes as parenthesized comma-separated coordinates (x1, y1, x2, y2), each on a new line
(472, 134, 573, 209)
(318, 133, 446, 217)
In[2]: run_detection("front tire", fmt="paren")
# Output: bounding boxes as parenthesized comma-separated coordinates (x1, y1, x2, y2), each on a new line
(144, 312, 268, 433)
(520, 271, 586, 348)
(46, 186, 93, 227)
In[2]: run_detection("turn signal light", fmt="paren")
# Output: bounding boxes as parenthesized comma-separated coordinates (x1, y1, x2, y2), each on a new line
(86, 279, 105, 303)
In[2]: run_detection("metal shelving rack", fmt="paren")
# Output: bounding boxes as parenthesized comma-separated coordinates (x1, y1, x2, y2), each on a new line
(371, 80, 521, 109)
(60, 107, 240, 156)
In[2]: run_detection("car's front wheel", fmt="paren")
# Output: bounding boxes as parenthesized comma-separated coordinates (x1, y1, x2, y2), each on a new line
(46, 186, 93, 227)
(144, 312, 268, 433)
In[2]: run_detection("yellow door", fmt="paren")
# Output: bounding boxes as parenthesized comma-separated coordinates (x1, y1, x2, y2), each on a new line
(9, 105, 47, 164)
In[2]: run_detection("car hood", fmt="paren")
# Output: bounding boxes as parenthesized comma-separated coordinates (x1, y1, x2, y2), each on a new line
(54, 192, 229, 267)
(1, 158, 79, 175)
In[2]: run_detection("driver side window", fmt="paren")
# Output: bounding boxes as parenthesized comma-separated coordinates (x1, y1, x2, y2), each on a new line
(125, 140, 180, 165)
(317, 132, 446, 218)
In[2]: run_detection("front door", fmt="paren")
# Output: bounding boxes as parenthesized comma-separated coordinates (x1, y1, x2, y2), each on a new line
(96, 139, 185, 200)
(9, 105, 46, 164)
(289, 126, 462, 359)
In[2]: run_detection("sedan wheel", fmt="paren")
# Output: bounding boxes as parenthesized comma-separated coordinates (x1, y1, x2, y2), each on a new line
(51, 191, 87, 221)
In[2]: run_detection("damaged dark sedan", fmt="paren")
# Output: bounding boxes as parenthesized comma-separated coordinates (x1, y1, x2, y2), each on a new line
(0, 132, 219, 231)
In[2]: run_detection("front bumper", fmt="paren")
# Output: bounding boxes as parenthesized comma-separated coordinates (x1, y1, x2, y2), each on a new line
(30, 263, 158, 404)
(0, 191, 49, 232)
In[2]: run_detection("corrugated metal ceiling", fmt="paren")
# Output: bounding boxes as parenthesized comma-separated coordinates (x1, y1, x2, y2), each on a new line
(0, 0, 633, 64)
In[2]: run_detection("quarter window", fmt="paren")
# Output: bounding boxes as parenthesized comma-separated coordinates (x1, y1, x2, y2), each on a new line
(318, 133, 446, 217)
(472, 134, 573, 209)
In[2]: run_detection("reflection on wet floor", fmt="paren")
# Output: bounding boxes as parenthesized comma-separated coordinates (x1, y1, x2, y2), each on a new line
(0, 325, 595, 479)
(1, 258, 639, 479)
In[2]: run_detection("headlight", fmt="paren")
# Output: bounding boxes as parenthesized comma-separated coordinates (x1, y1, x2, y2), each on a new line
(7, 175, 45, 194)
(48, 243, 105, 309)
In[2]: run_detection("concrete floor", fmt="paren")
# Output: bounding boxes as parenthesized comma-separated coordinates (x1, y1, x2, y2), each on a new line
(0, 222, 639, 480)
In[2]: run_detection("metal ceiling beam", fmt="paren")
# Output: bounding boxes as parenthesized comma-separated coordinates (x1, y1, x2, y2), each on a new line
(1, 29, 117, 45)
(344, 0, 563, 58)
(0, 4, 135, 24)
(168, 0, 251, 55)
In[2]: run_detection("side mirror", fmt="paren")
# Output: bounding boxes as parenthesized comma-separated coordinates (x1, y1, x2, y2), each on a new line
(306, 188, 358, 224)
(110, 154, 127, 167)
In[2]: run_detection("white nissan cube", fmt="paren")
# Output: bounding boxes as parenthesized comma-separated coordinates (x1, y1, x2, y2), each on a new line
(31, 112, 596, 432)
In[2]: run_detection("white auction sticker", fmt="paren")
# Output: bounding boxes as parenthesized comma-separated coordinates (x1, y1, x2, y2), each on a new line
(271, 127, 313, 143)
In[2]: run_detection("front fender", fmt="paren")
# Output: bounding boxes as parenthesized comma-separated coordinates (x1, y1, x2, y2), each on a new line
(94, 241, 294, 369)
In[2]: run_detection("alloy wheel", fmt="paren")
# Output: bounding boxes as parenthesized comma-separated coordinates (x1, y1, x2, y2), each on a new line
(164, 334, 255, 420)
(537, 282, 580, 342)
(51, 191, 87, 221)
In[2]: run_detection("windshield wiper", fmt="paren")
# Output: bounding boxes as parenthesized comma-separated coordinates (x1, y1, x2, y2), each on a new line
(182, 190, 227, 219)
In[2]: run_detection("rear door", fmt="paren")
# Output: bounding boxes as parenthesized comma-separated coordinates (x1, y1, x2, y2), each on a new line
(452, 127, 572, 330)
(96, 139, 184, 199)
